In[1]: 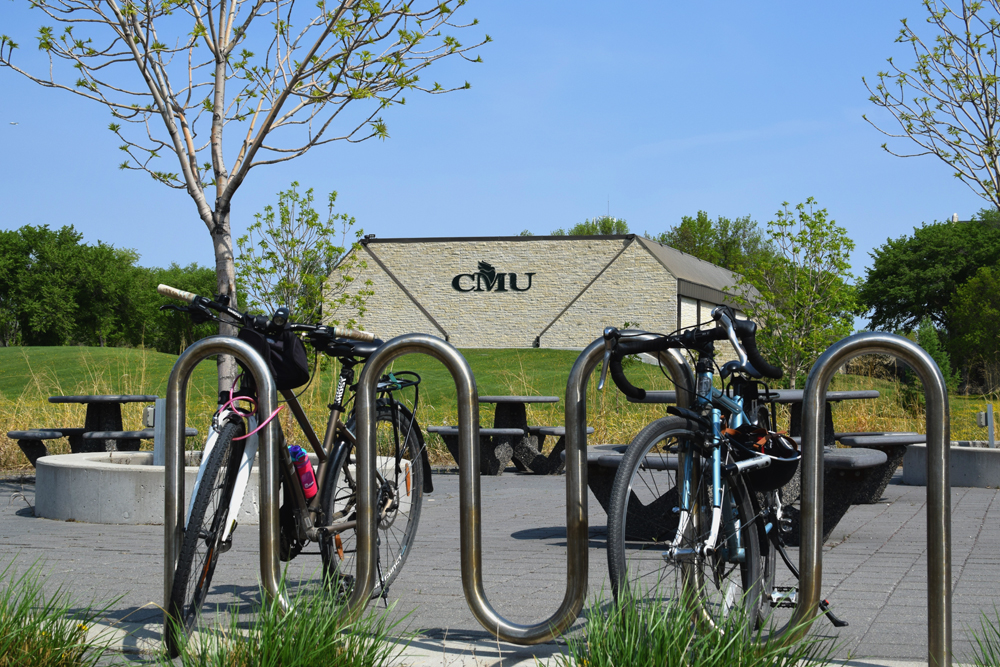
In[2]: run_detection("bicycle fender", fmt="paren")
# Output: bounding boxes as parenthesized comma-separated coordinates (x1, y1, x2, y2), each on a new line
(221, 416, 258, 543)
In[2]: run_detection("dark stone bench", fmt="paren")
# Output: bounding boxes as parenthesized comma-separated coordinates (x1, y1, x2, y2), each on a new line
(561, 444, 627, 514)
(428, 425, 594, 475)
(580, 442, 887, 546)
(575, 444, 679, 540)
(83, 428, 199, 453)
(781, 445, 888, 546)
(8, 427, 199, 467)
(426, 426, 525, 475)
(8, 430, 65, 467)
(513, 426, 596, 475)
(836, 432, 924, 504)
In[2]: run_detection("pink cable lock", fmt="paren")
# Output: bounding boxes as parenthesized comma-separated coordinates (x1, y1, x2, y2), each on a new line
(220, 375, 284, 441)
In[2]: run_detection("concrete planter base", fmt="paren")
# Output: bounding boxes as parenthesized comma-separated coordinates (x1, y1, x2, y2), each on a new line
(902, 443, 1000, 488)
(35, 451, 262, 525)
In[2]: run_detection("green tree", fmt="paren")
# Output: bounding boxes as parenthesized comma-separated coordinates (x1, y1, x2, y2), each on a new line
(650, 211, 773, 272)
(0, 230, 25, 346)
(236, 183, 372, 327)
(917, 316, 958, 389)
(1, 1, 488, 388)
(551, 216, 629, 236)
(902, 316, 959, 409)
(74, 243, 146, 347)
(730, 198, 857, 389)
(864, 1, 1000, 208)
(14, 225, 88, 346)
(858, 217, 1000, 332)
(147, 263, 220, 354)
(950, 265, 1000, 391)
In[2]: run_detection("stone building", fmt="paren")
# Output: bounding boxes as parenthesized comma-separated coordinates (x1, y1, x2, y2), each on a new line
(326, 234, 745, 349)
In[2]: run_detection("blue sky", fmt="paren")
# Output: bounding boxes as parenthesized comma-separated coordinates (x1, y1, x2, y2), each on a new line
(0, 1, 987, 303)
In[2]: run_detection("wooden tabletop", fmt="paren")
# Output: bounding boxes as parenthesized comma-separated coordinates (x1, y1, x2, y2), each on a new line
(48, 395, 159, 404)
(478, 395, 560, 404)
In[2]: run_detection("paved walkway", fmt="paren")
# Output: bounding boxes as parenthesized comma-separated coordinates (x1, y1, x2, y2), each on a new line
(1, 469, 998, 665)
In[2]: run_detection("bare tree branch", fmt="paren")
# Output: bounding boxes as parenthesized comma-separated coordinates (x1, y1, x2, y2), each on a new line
(865, 0, 1000, 208)
(0, 0, 488, 389)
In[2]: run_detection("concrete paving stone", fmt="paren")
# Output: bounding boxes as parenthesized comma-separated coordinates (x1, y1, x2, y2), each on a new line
(4, 473, 1000, 664)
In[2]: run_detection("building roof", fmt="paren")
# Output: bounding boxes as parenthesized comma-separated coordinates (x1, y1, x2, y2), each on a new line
(635, 236, 743, 307)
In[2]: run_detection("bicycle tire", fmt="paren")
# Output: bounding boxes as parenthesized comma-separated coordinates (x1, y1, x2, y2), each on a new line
(167, 419, 246, 639)
(319, 401, 424, 599)
(607, 415, 763, 629)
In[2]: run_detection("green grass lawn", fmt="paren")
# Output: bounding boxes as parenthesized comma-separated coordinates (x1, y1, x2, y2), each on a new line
(0, 346, 219, 402)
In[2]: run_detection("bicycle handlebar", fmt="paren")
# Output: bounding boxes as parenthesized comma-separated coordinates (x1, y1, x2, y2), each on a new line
(157, 284, 197, 303)
(605, 311, 782, 400)
(731, 318, 784, 380)
(157, 284, 378, 343)
(289, 322, 377, 343)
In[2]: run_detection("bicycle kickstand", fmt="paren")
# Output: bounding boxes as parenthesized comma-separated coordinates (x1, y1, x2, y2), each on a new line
(770, 530, 849, 628)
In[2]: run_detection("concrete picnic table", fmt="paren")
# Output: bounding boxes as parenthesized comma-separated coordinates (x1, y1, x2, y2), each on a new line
(10, 394, 199, 467)
(48, 394, 159, 452)
(429, 395, 592, 475)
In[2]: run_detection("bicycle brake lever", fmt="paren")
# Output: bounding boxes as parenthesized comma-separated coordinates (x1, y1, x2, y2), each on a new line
(598, 327, 618, 391)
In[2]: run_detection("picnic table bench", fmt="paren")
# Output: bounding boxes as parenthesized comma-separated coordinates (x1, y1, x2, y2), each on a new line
(428, 395, 593, 475)
(9, 394, 198, 467)
(837, 432, 924, 503)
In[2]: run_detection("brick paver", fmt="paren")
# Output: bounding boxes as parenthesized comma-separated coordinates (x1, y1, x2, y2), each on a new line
(1, 469, 998, 664)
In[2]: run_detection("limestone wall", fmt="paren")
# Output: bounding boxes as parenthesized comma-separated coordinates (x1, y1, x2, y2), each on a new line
(324, 237, 749, 357)
(327, 237, 679, 348)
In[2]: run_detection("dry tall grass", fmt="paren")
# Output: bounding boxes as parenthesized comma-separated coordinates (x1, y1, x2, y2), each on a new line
(3, 350, 995, 471)
(0, 349, 216, 470)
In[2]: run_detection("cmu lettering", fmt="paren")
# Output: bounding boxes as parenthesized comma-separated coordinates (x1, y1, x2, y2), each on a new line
(452, 260, 535, 293)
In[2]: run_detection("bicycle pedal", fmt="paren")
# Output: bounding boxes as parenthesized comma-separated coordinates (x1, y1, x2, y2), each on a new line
(770, 586, 798, 608)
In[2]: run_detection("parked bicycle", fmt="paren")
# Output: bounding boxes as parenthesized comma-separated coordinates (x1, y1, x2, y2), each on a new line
(157, 285, 430, 638)
(600, 306, 846, 632)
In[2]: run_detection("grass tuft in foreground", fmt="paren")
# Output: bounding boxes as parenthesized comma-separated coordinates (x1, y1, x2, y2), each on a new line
(164, 579, 408, 667)
(0, 559, 113, 667)
(969, 608, 1000, 667)
(555, 589, 837, 667)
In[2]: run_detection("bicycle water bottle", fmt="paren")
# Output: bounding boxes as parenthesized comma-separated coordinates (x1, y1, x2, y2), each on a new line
(288, 445, 317, 500)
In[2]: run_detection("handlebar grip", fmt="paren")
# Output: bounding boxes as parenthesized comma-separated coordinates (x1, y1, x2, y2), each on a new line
(742, 333, 783, 380)
(329, 326, 376, 342)
(609, 355, 646, 400)
(157, 284, 197, 303)
(732, 319, 783, 380)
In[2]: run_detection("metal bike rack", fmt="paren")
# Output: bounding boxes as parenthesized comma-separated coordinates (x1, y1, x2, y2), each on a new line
(162, 337, 287, 642)
(794, 332, 951, 666)
(353, 333, 587, 643)
(352, 333, 696, 644)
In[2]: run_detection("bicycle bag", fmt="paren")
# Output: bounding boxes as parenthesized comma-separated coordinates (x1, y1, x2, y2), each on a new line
(237, 326, 311, 390)
(724, 425, 800, 492)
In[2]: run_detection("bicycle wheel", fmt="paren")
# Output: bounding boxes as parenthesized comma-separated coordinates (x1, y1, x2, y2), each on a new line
(607, 416, 762, 629)
(319, 401, 424, 599)
(168, 419, 246, 637)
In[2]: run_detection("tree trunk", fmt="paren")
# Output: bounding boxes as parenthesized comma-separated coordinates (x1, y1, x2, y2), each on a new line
(212, 207, 239, 394)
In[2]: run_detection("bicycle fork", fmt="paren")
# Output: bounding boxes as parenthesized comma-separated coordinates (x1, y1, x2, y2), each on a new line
(664, 415, 728, 563)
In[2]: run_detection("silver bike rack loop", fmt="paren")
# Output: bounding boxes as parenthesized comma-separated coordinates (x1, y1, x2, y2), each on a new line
(354, 333, 589, 644)
(162, 336, 287, 639)
(795, 331, 951, 666)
